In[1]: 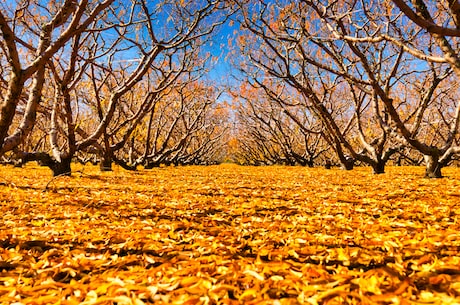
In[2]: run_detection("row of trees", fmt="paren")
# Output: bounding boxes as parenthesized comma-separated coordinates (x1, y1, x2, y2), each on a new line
(1, 0, 459, 177)
(230, 0, 460, 177)
(0, 0, 232, 175)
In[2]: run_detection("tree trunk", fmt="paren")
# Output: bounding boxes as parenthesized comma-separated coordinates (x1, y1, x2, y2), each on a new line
(144, 161, 160, 169)
(424, 154, 442, 178)
(112, 156, 137, 171)
(0, 72, 23, 151)
(341, 161, 353, 170)
(340, 156, 354, 170)
(100, 154, 113, 171)
(20, 152, 71, 176)
(50, 157, 72, 177)
(371, 161, 385, 174)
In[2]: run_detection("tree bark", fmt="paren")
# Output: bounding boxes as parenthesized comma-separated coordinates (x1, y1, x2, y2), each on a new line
(112, 155, 137, 171)
(424, 154, 443, 178)
(341, 157, 354, 170)
(371, 161, 385, 174)
(19, 152, 71, 176)
(50, 157, 72, 177)
(144, 161, 160, 169)
(100, 153, 113, 171)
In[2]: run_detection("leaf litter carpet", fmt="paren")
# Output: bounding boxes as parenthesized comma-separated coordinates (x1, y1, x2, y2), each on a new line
(1, 164, 460, 304)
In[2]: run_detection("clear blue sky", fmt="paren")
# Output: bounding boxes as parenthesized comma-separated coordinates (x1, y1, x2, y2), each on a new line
(205, 16, 240, 86)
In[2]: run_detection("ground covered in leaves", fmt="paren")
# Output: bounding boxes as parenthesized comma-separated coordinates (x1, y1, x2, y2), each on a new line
(1, 164, 460, 304)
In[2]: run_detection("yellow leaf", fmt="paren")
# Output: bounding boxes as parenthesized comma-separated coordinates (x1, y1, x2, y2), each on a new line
(243, 269, 265, 281)
(239, 288, 259, 301)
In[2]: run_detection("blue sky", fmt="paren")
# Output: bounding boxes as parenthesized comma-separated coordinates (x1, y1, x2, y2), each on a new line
(205, 19, 239, 84)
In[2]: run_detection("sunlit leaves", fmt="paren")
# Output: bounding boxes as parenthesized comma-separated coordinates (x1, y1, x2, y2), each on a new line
(0, 164, 460, 304)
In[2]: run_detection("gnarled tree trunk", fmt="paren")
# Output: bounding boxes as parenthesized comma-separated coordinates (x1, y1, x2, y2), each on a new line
(424, 154, 442, 178)
(100, 153, 113, 171)
(50, 157, 72, 177)
(371, 160, 386, 174)
(19, 152, 71, 176)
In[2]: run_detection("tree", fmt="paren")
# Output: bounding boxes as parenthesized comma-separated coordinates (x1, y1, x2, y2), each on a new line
(234, 1, 403, 173)
(233, 81, 328, 166)
(0, 0, 230, 175)
(234, 0, 460, 177)
(318, 0, 460, 177)
(0, 0, 114, 162)
(131, 79, 228, 168)
(386, 0, 460, 176)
